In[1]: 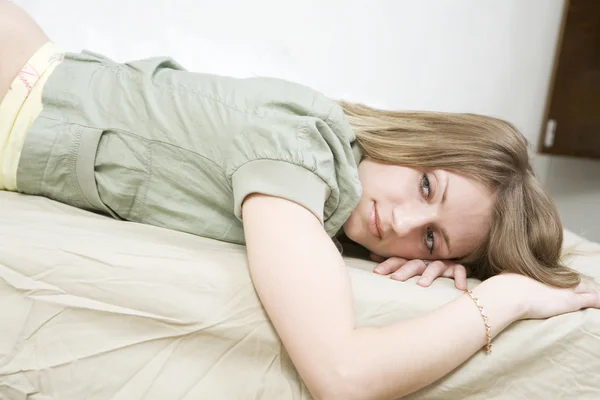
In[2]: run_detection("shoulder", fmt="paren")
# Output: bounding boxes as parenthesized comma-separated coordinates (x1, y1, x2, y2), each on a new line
(223, 80, 363, 236)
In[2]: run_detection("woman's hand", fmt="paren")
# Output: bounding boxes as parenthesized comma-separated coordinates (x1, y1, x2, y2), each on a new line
(371, 254, 468, 290)
(483, 273, 600, 320)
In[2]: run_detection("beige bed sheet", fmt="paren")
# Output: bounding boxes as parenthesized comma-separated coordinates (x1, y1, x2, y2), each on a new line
(0, 191, 599, 400)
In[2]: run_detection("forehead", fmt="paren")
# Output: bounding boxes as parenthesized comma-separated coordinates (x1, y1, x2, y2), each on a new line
(441, 171, 494, 258)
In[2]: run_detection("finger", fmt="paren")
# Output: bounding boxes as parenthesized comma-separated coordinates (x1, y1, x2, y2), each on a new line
(451, 264, 468, 290)
(577, 290, 600, 309)
(439, 263, 467, 287)
(374, 257, 408, 275)
(573, 280, 598, 294)
(369, 253, 387, 263)
(441, 265, 455, 278)
(390, 259, 428, 282)
(417, 261, 447, 287)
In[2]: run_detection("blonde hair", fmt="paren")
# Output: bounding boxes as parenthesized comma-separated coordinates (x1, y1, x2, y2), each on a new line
(339, 101, 580, 288)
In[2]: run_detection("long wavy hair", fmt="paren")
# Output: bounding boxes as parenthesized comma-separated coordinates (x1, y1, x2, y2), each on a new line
(339, 101, 580, 288)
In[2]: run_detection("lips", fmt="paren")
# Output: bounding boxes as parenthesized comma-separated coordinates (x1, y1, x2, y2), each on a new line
(369, 202, 383, 239)
(374, 205, 383, 239)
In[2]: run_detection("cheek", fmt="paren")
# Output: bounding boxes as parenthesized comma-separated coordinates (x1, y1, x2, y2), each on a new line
(381, 238, 424, 260)
(370, 174, 412, 203)
(360, 166, 397, 197)
(357, 162, 421, 204)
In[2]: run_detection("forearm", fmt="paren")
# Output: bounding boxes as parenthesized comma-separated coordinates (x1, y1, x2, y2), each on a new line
(241, 196, 525, 400)
(343, 276, 524, 399)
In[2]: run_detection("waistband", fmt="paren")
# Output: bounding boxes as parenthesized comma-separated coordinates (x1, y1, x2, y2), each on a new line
(0, 42, 64, 191)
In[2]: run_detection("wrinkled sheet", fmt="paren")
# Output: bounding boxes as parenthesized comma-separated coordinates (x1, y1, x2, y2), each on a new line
(1, 191, 599, 400)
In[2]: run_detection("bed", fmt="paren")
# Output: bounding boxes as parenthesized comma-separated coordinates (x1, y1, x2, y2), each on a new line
(1, 191, 600, 400)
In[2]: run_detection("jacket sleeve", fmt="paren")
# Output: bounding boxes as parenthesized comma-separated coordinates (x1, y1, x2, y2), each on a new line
(227, 103, 362, 237)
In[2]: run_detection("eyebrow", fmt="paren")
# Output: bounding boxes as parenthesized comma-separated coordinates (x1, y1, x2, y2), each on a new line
(439, 176, 452, 255)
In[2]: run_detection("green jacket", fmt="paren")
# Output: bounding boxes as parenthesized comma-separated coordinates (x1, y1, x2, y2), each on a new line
(18, 50, 363, 244)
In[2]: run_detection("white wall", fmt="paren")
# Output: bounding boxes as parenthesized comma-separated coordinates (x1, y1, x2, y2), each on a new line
(16, 0, 564, 145)
(17, 0, 599, 241)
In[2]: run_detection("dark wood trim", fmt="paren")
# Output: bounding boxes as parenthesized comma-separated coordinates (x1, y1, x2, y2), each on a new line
(537, 0, 570, 154)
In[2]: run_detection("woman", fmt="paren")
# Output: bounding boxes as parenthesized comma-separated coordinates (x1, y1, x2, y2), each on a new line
(1, 2, 598, 399)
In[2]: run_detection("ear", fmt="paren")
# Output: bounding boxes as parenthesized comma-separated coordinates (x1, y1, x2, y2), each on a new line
(369, 252, 387, 263)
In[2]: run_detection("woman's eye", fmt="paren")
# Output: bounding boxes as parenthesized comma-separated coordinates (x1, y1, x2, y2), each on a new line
(420, 173, 431, 199)
(426, 228, 435, 254)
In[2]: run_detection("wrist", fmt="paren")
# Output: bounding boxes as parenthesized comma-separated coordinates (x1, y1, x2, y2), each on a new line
(470, 275, 527, 337)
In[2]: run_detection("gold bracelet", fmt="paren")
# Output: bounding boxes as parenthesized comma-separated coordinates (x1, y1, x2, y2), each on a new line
(465, 289, 492, 354)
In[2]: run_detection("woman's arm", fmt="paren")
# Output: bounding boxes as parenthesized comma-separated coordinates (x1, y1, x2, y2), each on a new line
(242, 194, 598, 400)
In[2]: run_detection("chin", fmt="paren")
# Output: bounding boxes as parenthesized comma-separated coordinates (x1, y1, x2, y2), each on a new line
(341, 220, 353, 239)
(342, 218, 367, 249)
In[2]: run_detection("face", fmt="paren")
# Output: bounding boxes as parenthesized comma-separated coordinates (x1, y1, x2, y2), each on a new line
(343, 159, 494, 261)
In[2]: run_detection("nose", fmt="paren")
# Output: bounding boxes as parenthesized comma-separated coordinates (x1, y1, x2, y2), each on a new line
(391, 203, 437, 237)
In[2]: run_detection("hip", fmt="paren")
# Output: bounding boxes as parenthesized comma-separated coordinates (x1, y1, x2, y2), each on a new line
(0, 42, 64, 191)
